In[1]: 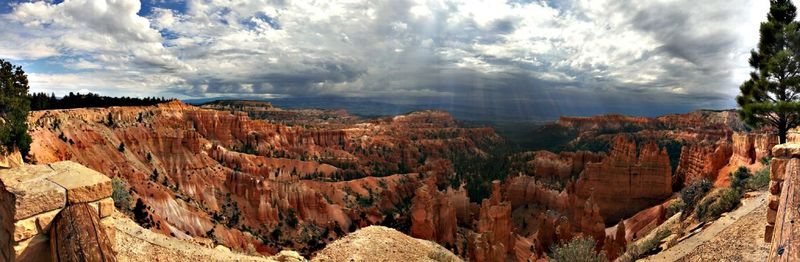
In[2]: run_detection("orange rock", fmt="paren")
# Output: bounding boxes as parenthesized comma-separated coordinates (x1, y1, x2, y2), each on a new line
(26, 102, 498, 256)
(576, 136, 673, 223)
(676, 142, 732, 185)
(410, 184, 457, 246)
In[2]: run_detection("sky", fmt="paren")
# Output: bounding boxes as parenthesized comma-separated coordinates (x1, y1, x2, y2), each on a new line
(0, 0, 780, 120)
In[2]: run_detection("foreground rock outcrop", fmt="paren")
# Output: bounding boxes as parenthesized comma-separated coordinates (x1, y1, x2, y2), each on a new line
(0, 161, 114, 261)
(313, 226, 461, 262)
(50, 203, 117, 262)
(0, 149, 23, 169)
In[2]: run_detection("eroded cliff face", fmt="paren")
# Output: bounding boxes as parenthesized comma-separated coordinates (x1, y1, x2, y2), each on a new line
(409, 183, 458, 247)
(512, 150, 604, 183)
(676, 142, 732, 185)
(26, 101, 500, 256)
(470, 182, 515, 261)
(24, 102, 779, 261)
(575, 136, 673, 223)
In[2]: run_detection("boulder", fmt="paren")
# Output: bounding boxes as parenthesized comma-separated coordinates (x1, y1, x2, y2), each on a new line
(46, 162, 112, 204)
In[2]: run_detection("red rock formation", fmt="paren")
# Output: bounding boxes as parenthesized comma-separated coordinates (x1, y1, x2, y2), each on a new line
(530, 151, 572, 180)
(576, 136, 672, 223)
(27, 101, 772, 261)
(468, 181, 514, 261)
(676, 142, 732, 185)
(606, 198, 671, 248)
(557, 115, 655, 131)
(410, 183, 457, 246)
(602, 220, 627, 260)
(503, 175, 606, 255)
(26, 101, 499, 256)
(755, 134, 778, 161)
(523, 151, 604, 181)
(730, 132, 756, 166)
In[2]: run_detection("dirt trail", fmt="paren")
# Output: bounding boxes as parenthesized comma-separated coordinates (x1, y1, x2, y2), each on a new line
(642, 192, 768, 262)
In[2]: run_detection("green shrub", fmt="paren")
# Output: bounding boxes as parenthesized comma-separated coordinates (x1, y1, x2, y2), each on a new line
(111, 177, 132, 212)
(220, 193, 241, 228)
(696, 188, 742, 221)
(680, 179, 712, 210)
(746, 164, 770, 191)
(665, 199, 685, 218)
(106, 112, 114, 127)
(286, 208, 299, 228)
(731, 166, 750, 190)
(549, 237, 608, 262)
(616, 229, 671, 262)
(132, 198, 156, 228)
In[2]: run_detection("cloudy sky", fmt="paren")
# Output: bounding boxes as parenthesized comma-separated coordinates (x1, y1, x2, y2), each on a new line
(0, 0, 779, 120)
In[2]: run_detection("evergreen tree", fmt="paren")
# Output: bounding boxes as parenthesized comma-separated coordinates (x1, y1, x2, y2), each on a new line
(738, 0, 800, 144)
(0, 59, 32, 156)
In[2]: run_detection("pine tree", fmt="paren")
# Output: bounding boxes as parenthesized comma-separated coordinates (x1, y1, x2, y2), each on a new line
(738, 0, 800, 144)
(0, 59, 32, 156)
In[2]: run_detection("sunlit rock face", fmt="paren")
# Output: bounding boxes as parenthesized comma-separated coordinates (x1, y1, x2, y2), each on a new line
(0, 148, 23, 169)
(575, 136, 672, 224)
(409, 183, 458, 247)
(675, 142, 732, 185)
(25, 101, 501, 256)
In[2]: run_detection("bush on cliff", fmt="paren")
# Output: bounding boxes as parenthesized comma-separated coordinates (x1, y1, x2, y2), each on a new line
(693, 167, 752, 222)
(0, 59, 32, 157)
(731, 165, 770, 192)
(746, 164, 771, 191)
(112, 177, 132, 213)
(549, 237, 608, 262)
(730, 166, 750, 190)
(133, 198, 157, 228)
(616, 229, 671, 262)
(665, 199, 685, 218)
(679, 179, 712, 213)
(695, 187, 742, 222)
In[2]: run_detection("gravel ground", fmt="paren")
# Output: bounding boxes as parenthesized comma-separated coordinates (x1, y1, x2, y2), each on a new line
(676, 199, 769, 262)
(643, 192, 769, 262)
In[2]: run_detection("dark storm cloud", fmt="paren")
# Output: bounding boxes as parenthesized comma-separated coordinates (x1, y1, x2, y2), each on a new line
(0, 0, 776, 119)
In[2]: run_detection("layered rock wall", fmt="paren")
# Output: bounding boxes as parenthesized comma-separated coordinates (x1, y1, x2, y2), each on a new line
(765, 144, 799, 244)
(732, 133, 756, 166)
(468, 181, 515, 262)
(410, 184, 457, 246)
(0, 161, 114, 261)
(576, 136, 672, 223)
(676, 142, 732, 185)
(766, 143, 800, 261)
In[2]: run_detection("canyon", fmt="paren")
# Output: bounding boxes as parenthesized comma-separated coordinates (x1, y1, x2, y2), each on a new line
(19, 101, 777, 261)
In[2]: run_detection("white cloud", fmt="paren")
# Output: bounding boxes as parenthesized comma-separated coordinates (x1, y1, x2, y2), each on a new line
(0, 0, 778, 117)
